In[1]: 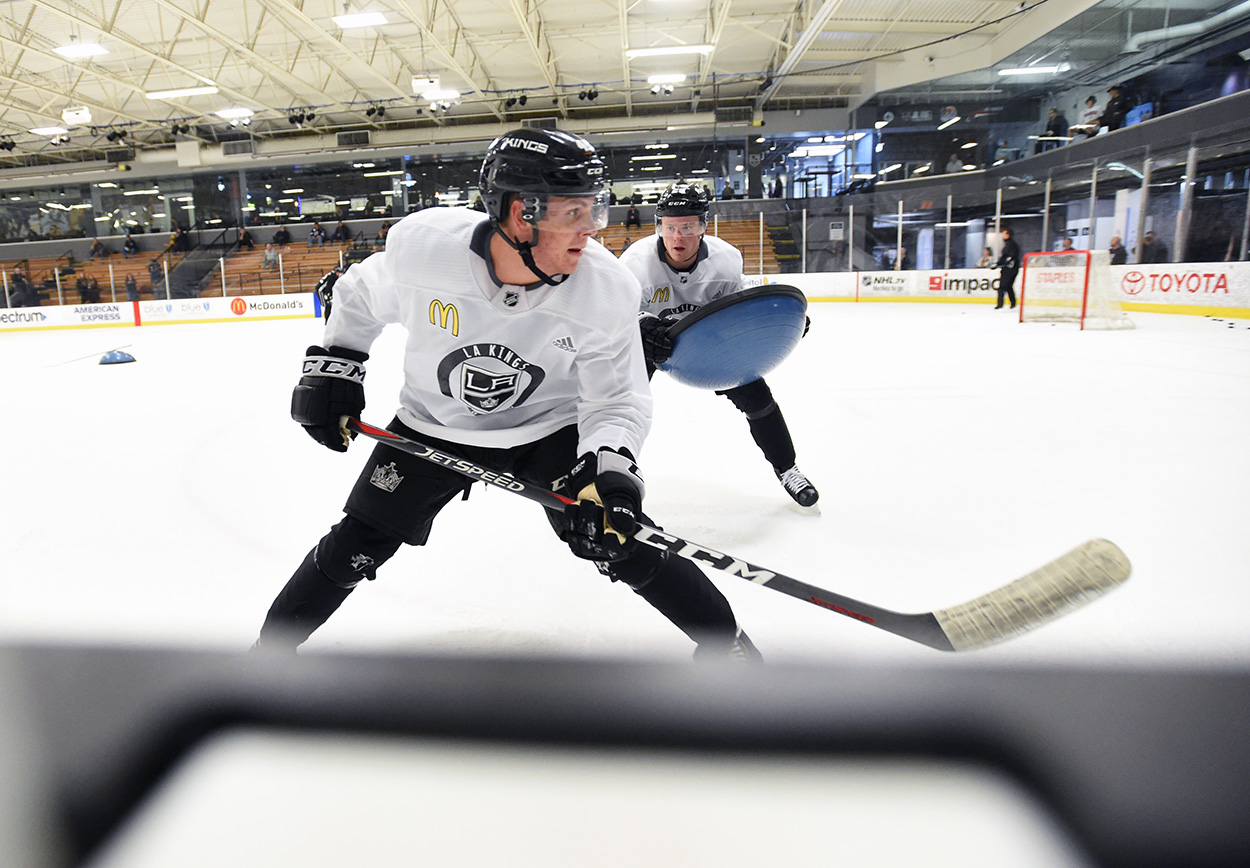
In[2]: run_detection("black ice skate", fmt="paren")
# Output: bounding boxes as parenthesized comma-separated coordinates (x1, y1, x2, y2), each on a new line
(777, 465, 819, 507)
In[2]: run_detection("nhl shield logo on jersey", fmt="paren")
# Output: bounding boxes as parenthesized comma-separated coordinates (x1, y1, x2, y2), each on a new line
(369, 462, 404, 492)
(437, 343, 546, 415)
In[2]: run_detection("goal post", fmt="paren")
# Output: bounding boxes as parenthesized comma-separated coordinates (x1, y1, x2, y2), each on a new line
(1019, 249, 1134, 330)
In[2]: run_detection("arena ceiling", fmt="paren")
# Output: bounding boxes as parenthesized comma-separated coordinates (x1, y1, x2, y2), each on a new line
(0, 0, 1242, 173)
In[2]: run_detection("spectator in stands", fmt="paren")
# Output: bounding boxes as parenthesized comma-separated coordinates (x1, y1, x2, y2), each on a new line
(122, 233, 139, 258)
(1057, 237, 1074, 252)
(1140, 231, 1168, 263)
(624, 204, 641, 229)
(978, 246, 994, 268)
(330, 221, 350, 243)
(1101, 85, 1130, 132)
(1074, 95, 1103, 138)
(262, 243, 280, 270)
(621, 235, 634, 253)
(9, 266, 34, 306)
(946, 153, 964, 174)
(1037, 108, 1069, 153)
(995, 227, 1020, 310)
(376, 220, 391, 247)
(1109, 236, 1128, 265)
(148, 259, 163, 294)
(272, 225, 292, 246)
(239, 228, 255, 250)
(125, 273, 139, 301)
(308, 221, 326, 247)
(89, 237, 107, 259)
(85, 276, 102, 304)
(171, 224, 190, 252)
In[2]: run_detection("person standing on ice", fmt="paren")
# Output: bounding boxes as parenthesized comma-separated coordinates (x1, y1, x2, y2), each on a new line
(254, 128, 760, 661)
(619, 182, 819, 507)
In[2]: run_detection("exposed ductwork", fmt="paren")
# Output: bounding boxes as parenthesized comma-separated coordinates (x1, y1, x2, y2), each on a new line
(1123, 0, 1250, 52)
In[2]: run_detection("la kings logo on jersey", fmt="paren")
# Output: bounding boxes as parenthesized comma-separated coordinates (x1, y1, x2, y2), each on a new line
(437, 343, 547, 415)
(370, 462, 404, 492)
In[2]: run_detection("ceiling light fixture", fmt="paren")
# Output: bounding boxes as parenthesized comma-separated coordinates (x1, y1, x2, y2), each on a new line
(646, 74, 686, 85)
(937, 116, 961, 130)
(215, 107, 255, 120)
(30, 126, 70, 136)
(997, 64, 1068, 76)
(146, 86, 219, 100)
(54, 42, 107, 59)
(625, 44, 713, 60)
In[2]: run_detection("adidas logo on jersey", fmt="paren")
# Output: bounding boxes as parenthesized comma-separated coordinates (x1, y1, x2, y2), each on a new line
(552, 335, 576, 352)
(369, 462, 404, 492)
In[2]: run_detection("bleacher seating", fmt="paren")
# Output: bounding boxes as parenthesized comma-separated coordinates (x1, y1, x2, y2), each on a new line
(4, 217, 788, 306)
(202, 241, 361, 298)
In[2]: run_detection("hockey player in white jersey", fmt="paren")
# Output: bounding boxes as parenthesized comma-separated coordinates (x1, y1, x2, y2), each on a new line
(255, 129, 759, 660)
(619, 183, 818, 506)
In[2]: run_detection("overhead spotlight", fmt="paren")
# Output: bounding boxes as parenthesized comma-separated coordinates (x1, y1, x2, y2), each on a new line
(505, 97, 517, 108)
(588, 88, 599, 100)
(518, 94, 527, 106)
(579, 91, 587, 100)
(305, 111, 315, 122)
(289, 114, 300, 125)
(651, 85, 661, 95)
(376, 106, 385, 118)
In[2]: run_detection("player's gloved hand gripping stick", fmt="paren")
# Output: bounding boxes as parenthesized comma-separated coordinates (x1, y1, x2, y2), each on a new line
(340, 417, 1131, 652)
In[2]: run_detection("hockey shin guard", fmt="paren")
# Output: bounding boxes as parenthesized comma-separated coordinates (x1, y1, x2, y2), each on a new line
(256, 548, 355, 650)
(624, 549, 744, 653)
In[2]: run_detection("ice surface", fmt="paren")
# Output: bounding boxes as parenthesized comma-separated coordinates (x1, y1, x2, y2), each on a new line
(3, 303, 1248, 666)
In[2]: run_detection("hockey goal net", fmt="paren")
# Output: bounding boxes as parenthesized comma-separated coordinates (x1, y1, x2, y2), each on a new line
(1019, 249, 1134, 330)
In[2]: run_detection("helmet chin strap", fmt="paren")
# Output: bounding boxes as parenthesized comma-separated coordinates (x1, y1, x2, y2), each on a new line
(494, 224, 566, 286)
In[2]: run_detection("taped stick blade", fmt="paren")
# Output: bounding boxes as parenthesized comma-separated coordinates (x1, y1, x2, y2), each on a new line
(935, 539, 1131, 652)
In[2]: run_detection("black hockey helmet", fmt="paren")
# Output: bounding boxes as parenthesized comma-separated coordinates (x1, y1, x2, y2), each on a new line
(479, 128, 609, 227)
(655, 182, 710, 223)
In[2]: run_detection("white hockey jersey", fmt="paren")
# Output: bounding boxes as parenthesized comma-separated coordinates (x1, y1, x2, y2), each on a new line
(619, 233, 745, 319)
(321, 208, 651, 457)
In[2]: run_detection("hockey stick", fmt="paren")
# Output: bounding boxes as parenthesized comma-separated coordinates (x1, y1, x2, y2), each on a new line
(344, 417, 1131, 652)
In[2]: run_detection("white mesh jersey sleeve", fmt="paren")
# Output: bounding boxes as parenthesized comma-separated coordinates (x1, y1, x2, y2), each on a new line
(322, 209, 650, 454)
(622, 233, 745, 319)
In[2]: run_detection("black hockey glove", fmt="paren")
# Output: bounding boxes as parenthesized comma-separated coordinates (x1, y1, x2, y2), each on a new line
(291, 345, 368, 452)
(558, 447, 645, 562)
(638, 314, 676, 367)
(803, 315, 811, 338)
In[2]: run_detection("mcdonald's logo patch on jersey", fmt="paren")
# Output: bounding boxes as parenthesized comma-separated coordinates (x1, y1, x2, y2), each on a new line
(429, 300, 460, 336)
(649, 287, 670, 304)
